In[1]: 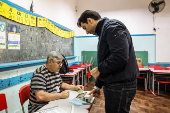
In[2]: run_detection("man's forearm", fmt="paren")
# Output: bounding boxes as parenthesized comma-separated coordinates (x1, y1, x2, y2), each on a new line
(61, 83, 76, 90)
(35, 91, 62, 102)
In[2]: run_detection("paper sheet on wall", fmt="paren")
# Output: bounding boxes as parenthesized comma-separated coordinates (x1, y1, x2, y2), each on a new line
(0, 21, 6, 49)
(8, 23, 20, 49)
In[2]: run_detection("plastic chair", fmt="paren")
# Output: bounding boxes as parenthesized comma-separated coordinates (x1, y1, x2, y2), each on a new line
(19, 84, 30, 113)
(138, 65, 147, 90)
(0, 93, 8, 113)
(157, 80, 170, 95)
(138, 65, 144, 68)
(148, 65, 162, 68)
(155, 67, 169, 70)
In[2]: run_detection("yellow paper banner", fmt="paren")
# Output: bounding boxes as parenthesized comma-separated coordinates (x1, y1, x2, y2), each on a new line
(0, 2, 7, 17)
(56, 27, 59, 36)
(7, 7, 16, 20)
(46, 20, 51, 30)
(50, 24, 54, 33)
(30, 15, 36, 26)
(23, 13, 30, 25)
(3, 3, 10, 19)
(37, 17, 45, 27)
(53, 26, 57, 35)
(16, 10, 23, 23)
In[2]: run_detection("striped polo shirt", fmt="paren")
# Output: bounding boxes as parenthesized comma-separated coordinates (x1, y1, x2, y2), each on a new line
(28, 65, 63, 113)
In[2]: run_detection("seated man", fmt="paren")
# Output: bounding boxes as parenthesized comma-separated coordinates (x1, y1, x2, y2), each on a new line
(28, 51, 84, 113)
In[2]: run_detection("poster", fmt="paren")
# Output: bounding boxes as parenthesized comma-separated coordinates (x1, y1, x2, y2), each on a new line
(8, 23, 20, 49)
(0, 21, 6, 49)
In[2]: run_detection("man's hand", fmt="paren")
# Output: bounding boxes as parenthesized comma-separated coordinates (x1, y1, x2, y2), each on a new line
(74, 85, 84, 91)
(60, 90, 69, 99)
(90, 67, 100, 79)
(89, 89, 100, 98)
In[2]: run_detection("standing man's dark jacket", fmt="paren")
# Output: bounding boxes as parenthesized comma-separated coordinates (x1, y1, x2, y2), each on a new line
(95, 17, 139, 88)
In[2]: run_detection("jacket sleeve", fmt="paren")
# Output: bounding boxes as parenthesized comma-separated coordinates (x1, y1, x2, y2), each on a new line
(98, 28, 129, 74)
(95, 77, 105, 89)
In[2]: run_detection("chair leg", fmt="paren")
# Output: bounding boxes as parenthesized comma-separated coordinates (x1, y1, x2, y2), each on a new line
(21, 105, 25, 113)
(165, 83, 166, 91)
(145, 78, 147, 90)
(158, 82, 159, 95)
(5, 109, 8, 113)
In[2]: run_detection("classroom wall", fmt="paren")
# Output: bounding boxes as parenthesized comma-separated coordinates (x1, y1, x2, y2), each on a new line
(8, 0, 77, 31)
(76, 0, 170, 36)
(74, 35, 156, 63)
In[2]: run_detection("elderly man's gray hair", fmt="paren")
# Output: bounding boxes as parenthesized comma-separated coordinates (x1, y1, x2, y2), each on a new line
(47, 51, 64, 61)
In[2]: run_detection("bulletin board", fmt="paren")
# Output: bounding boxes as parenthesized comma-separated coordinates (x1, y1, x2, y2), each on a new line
(0, 15, 73, 64)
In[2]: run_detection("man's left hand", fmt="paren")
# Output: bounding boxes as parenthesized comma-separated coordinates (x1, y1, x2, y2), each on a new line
(74, 85, 84, 91)
(90, 67, 100, 79)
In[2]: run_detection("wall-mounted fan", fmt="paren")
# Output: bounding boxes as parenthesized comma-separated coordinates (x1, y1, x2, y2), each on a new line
(148, 0, 166, 31)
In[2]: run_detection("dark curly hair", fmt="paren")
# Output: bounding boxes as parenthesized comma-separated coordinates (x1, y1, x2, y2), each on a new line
(77, 10, 101, 27)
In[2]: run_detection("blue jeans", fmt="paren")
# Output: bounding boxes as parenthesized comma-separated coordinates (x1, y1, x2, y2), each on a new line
(104, 82, 137, 113)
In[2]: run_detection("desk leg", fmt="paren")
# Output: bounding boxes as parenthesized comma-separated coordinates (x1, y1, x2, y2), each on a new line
(85, 67, 87, 85)
(82, 70, 84, 86)
(77, 72, 80, 85)
(149, 72, 150, 89)
(88, 66, 90, 83)
(146, 71, 148, 91)
(72, 76, 75, 85)
(152, 73, 154, 94)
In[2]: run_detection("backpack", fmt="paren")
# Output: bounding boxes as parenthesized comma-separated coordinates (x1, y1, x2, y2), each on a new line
(59, 55, 70, 74)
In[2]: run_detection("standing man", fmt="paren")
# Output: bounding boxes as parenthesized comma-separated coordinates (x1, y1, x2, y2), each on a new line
(28, 51, 84, 113)
(77, 10, 139, 113)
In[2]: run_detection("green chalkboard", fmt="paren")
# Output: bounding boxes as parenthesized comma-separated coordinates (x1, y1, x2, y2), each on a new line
(135, 51, 148, 66)
(82, 51, 148, 66)
(82, 51, 97, 81)
(81, 51, 97, 68)
(82, 51, 148, 80)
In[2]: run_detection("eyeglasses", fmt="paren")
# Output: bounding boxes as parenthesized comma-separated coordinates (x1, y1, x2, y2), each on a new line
(55, 61, 64, 65)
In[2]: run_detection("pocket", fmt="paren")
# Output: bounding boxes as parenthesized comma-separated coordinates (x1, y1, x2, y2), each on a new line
(125, 89, 136, 112)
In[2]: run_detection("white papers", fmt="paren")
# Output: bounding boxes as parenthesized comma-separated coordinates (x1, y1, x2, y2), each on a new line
(34, 106, 67, 113)
(0, 21, 6, 49)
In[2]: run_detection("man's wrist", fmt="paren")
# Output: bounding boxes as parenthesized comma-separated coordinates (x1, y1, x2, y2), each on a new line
(94, 86, 101, 90)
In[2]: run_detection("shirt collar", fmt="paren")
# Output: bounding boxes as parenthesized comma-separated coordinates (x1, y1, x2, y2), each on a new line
(95, 17, 107, 36)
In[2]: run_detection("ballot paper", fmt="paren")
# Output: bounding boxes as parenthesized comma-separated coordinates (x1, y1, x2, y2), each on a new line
(70, 98, 87, 106)
(34, 106, 67, 113)
(78, 89, 84, 94)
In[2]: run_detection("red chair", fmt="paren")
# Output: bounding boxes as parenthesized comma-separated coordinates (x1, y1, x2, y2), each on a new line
(138, 65, 147, 90)
(166, 65, 170, 67)
(157, 80, 170, 95)
(148, 65, 162, 68)
(155, 67, 169, 70)
(0, 93, 8, 113)
(138, 65, 144, 68)
(19, 84, 30, 113)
